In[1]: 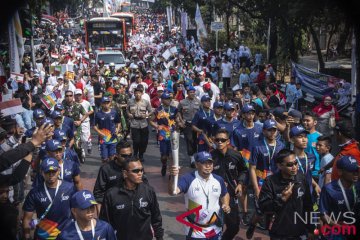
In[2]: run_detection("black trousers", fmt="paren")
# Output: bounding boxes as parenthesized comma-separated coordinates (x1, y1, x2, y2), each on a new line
(183, 123, 197, 156)
(222, 198, 240, 240)
(222, 77, 231, 93)
(131, 127, 149, 157)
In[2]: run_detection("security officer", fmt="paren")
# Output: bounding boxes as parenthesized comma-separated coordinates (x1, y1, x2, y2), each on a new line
(178, 86, 201, 167)
(126, 85, 153, 161)
(211, 129, 248, 240)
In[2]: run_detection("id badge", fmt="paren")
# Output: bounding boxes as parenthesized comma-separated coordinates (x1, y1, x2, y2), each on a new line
(198, 209, 209, 222)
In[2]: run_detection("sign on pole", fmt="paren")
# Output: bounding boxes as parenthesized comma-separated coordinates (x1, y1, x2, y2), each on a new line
(211, 22, 224, 31)
(210, 22, 224, 51)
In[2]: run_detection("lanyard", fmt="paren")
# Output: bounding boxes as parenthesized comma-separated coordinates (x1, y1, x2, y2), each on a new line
(202, 108, 211, 118)
(296, 154, 308, 174)
(75, 220, 95, 240)
(197, 176, 210, 209)
(263, 139, 276, 171)
(44, 180, 60, 203)
(59, 162, 64, 180)
(338, 180, 357, 212)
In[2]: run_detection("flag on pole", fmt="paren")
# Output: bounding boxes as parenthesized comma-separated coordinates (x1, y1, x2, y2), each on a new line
(14, 11, 24, 64)
(8, 12, 21, 73)
(195, 4, 207, 39)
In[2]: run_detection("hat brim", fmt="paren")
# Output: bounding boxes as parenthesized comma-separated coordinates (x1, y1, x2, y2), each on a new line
(43, 166, 59, 173)
(78, 200, 98, 209)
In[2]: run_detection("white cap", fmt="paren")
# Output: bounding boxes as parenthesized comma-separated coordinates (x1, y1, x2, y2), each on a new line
(112, 76, 119, 81)
(119, 77, 128, 86)
(157, 86, 164, 91)
(74, 89, 82, 95)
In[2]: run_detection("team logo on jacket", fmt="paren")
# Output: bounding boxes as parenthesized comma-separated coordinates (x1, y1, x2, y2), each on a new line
(109, 175, 117, 180)
(61, 193, 70, 201)
(116, 204, 125, 209)
(228, 162, 235, 170)
(139, 198, 148, 208)
(65, 169, 72, 176)
(297, 188, 304, 198)
(212, 185, 219, 193)
(41, 197, 47, 202)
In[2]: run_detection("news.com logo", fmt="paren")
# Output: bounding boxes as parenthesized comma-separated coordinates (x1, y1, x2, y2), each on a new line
(294, 211, 357, 237)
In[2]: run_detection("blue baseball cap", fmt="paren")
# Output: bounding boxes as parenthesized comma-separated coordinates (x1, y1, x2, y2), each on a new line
(71, 190, 98, 209)
(33, 109, 45, 119)
(336, 155, 359, 172)
(242, 104, 255, 113)
(201, 95, 211, 102)
(213, 101, 224, 108)
(187, 86, 196, 92)
(161, 92, 171, 99)
(263, 119, 277, 130)
(165, 88, 174, 93)
(290, 125, 309, 138)
(102, 96, 111, 103)
(43, 117, 54, 126)
(46, 139, 63, 152)
(224, 102, 236, 110)
(54, 103, 64, 111)
(195, 151, 213, 163)
(53, 129, 67, 141)
(51, 110, 62, 119)
(41, 157, 59, 173)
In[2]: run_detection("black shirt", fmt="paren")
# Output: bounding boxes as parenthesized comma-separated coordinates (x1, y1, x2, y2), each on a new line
(93, 82, 103, 107)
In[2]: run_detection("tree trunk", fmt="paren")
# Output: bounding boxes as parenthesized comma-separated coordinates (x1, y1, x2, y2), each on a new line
(337, 18, 351, 56)
(325, 25, 336, 61)
(268, 19, 278, 68)
(309, 25, 325, 72)
(226, 10, 230, 46)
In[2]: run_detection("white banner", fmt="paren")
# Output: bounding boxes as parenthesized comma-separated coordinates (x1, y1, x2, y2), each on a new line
(195, 4, 207, 39)
(8, 12, 21, 73)
(181, 12, 187, 38)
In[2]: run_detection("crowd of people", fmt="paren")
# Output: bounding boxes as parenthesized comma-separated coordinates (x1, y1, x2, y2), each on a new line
(0, 6, 359, 240)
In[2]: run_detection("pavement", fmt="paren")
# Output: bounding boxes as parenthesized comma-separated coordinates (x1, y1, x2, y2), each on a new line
(80, 130, 270, 240)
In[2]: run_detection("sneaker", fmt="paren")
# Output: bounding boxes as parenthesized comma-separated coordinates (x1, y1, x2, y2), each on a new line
(246, 224, 256, 239)
(161, 165, 167, 176)
(87, 148, 92, 155)
(242, 212, 250, 226)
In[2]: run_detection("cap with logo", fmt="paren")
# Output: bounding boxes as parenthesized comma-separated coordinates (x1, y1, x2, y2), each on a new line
(46, 139, 63, 152)
(263, 119, 277, 130)
(41, 157, 59, 173)
(53, 129, 67, 141)
(271, 107, 287, 120)
(161, 92, 171, 99)
(43, 118, 54, 126)
(195, 151, 213, 163)
(290, 125, 309, 138)
(213, 101, 224, 108)
(51, 110, 62, 119)
(102, 96, 111, 103)
(33, 109, 45, 119)
(336, 155, 359, 172)
(242, 104, 255, 113)
(224, 102, 236, 111)
(54, 103, 64, 111)
(71, 190, 98, 209)
(201, 95, 211, 102)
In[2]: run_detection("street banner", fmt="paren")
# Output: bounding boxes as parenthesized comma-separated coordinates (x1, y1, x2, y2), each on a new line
(291, 62, 342, 99)
(195, 4, 207, 39)
(8, 12, 20, 73)
(0, 98, 23, 116)
(169, 46, 178, 54)
(181, 12, 187, 38)
(10, 72, 24, 83)
(162, 49, 171, 60)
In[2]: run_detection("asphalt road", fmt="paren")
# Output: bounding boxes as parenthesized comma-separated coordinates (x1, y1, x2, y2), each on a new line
(80, 129, 270, 240)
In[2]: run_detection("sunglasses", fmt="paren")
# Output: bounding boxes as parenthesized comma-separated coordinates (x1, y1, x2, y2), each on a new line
(120, 153, 133, 158)
(215, 138, 228, 143)
(66, 95, 73, 97)
(128, 168, 144, 174)
(283, 161, 298, 167)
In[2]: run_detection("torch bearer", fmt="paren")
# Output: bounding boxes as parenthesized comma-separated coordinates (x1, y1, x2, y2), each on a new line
(170, 130, 180, 195)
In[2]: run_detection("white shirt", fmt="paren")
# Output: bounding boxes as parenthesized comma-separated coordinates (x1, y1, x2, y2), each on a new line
(221, 62, 233, 78)
(85, 84, 95, 106)
(79, 99, 93, 122)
